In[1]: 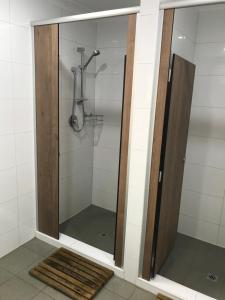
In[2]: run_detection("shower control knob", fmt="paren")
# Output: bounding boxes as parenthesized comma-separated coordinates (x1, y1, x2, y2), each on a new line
(69, 115, 78, 127)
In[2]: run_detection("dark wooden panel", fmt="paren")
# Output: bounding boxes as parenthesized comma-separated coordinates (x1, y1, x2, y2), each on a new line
(142, 9, 175, 280)
(157, 294, 173, 300)
(34, 24, 59, 239)
(30, 248, 114, 300)
(154, 55, 196, 273)
(115, 14, 137, 267)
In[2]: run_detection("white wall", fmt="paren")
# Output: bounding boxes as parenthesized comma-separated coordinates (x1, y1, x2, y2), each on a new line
(171, 7, 198, 62)
(92, 16, 128, 212)
(123, 0, 161, 283)
(59, 20, 97, 223)
(0, 0, 88, 259)
(59, 16, 128, 220)
(178, 5, 225, 247)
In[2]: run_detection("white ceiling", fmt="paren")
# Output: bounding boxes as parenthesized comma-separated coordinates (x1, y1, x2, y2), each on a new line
(74, 0, 140, 11)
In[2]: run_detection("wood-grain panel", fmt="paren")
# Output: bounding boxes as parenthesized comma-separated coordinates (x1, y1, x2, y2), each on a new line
(115, 14, 137, 267)
(154, 55, 195, 273)
(34, 24, 59, 239)
(30, 248, 114, 300)
(142, 9, 174, 280)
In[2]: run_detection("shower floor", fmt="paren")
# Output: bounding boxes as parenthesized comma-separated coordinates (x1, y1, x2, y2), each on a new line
(60, 205, 116, 254)
(159, 233, 225, 299)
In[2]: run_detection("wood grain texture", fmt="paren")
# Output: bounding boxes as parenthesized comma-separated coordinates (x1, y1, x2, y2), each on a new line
(30, 248, 114, 300)
(157, 294, 173, 300)
(34, 24, 59, 239)
(142, 9, 175, 280)
(115, 14, 137, 267)
(154, 55, 195, 273)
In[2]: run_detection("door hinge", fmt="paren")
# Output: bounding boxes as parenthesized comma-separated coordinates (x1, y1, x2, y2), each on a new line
(158, 170, 163, 183)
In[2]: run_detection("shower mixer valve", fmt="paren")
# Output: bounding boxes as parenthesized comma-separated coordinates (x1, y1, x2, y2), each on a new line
(69, 47, 103, 132)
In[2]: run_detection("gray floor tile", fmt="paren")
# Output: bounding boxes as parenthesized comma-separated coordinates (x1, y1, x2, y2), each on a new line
(32, 292, 54, 300)
(0, 267, 14, 286)
(192, 242, 225, 277)
(160, 233, 225, 299)
(184, 270, 223, 299)
(24, 238, 57, 257)
(0, 246, 40, 274)
(60, 205, 116, 254)
(95, 288, 125, 300)
(129, 288, 155, 300)
(105, 276, 136, 299)
(159, 247, 194, 284)
(0, 277, 39, 300)
(218, 277, 225, 300)
(43, 286, 71, 300)
(17, 258, 47, 290)
(175, 233, 200, 251)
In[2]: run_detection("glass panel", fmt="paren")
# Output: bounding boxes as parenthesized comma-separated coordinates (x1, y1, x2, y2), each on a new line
(59, 16, 128, 254)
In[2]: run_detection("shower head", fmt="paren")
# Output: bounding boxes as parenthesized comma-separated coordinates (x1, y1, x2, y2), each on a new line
(93, 50, 100, 56)
(83, 49, 100, 70)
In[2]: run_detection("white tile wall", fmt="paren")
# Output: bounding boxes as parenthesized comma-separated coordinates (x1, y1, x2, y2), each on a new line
(180, 190, 223, 224)
(59, 20, 97, 223)
(171, 7, 198, 63)
(186, 136, 225, 169)
(196, 8, 225, 43)
(0, 0, 87, 258)
(175, 6, 225, 247)
(195, 43, 225, 76)
(192, 76, 225, 108)
(178, 214, 219, 245)
(173, 7, 198, 42)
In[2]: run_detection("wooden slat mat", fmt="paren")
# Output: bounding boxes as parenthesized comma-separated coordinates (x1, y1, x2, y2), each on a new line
(30, 247, 114, 300)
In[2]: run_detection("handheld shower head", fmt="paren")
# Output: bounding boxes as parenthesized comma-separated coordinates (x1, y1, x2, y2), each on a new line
(83, 49, 101, 70)
(93, 50, 100, 56)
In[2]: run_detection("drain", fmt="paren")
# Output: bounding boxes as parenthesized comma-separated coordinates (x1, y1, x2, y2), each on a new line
(207, 272, 218, 283)
(99, 233, 108, 238)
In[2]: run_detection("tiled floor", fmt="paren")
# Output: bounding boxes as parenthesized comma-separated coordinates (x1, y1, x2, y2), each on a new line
(0, 238, 155, 300)
(159, 233, 225, 299)
(60, 205, 116, 254)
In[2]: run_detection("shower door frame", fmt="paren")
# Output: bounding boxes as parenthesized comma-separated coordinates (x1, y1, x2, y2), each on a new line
(142, 9, 175, 280)
(34, 12, 137, 268)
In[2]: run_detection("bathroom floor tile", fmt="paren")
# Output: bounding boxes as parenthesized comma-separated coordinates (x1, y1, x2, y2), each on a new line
(24, 238, 57, 256)
(32, 292, 55, 300)
(184, 270, 224, 299)
(129, 288, 156, 300)
(43, 286, 72, 300)
(0, 238, 157, 300)
(0, 267, 14, 285)
(0, 276, 39, 300)
(94, 288, 125, 300)
(105, 276, 136, 299)
(60, 205, 116, 254)
(159, 233, 225, 299)
(0, 246, 40, 274)
(17, 258, 47, 290)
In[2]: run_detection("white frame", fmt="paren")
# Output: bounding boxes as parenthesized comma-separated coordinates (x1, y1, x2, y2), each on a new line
(160, 0, 225, 9)
(31, 6, 140, 26)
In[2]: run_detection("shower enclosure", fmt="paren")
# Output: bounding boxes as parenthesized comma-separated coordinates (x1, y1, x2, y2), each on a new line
(34, 9, 136, 267)
(59, 17, 129, 254)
